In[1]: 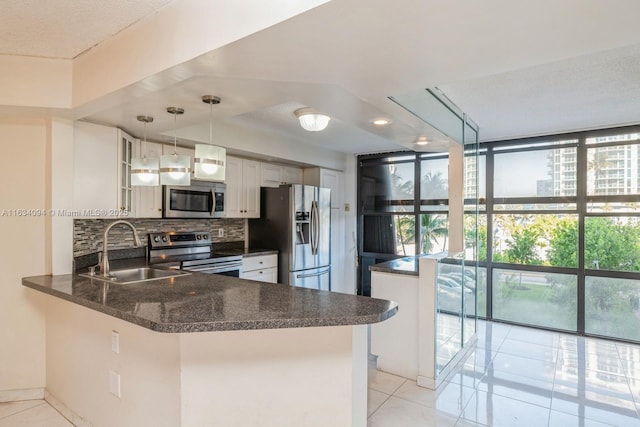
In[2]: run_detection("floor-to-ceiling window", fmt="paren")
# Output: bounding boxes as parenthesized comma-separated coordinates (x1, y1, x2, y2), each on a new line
(358, 125, 640, 343)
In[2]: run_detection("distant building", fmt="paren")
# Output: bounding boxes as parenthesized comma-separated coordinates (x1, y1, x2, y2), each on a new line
(545, 133, 640, 200)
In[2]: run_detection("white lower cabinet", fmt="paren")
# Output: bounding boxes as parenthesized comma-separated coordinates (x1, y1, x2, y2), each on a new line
(241, 254, 278, 283)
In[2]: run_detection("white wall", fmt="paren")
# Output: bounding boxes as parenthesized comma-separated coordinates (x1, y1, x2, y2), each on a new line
(0, 56, 72, 109)
(50, 119, 74, 275)
(46, 296, 361, 427)
(0, 119, 48, 396)
(46, 298, 182, 427)
(180, 326, 355, 427)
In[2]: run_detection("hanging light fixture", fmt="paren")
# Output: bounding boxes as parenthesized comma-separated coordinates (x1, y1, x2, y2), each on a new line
(131, 115, 159, 186)
(294, 107, 330, 132)
(160, 107, 191, 186)
(194, 95, 226, 182)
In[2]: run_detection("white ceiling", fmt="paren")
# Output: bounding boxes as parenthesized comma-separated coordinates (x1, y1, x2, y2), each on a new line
(4, 0, 640, 156)
(0, 0, 174, 59)
(441, 43, 640, 142)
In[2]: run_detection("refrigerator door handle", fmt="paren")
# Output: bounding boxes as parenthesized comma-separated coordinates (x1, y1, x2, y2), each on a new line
(295, 268, 330, 279)
(310, 200, 318, 255)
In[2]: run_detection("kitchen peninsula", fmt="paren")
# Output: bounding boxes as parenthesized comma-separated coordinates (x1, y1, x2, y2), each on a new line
(23, 272, 397, 427)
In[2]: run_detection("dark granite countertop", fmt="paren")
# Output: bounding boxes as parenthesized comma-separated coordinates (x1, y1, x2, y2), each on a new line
(369, 257, 420, 276)
(369, 253, 451, 276)
(22, 271, 397, 333)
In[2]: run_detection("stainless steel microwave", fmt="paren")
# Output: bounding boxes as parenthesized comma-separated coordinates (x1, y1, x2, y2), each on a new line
(162, 181, 226, 218)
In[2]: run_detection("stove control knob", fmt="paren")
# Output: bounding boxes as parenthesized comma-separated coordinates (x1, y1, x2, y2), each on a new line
(162, 236, 168, 242)
(153, 236, 160, 243)
(202, 234, 209, 240)
(196, 234, 202, 240)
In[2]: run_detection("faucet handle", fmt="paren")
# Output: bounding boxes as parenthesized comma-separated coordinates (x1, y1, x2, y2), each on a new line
(88, 252, 103, 276)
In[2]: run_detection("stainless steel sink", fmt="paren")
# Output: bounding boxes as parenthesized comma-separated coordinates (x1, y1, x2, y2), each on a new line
(80, 267, 190, 285)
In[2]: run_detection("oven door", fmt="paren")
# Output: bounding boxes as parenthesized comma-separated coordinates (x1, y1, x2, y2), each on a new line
(183, 265, 239, 277)
(163, 184, 217, 218)
(181, 259, 241, 277)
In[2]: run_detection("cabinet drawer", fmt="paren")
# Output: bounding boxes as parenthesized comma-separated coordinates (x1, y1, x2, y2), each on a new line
(241, 267, 277, 283)
(242, 254, 277, 272)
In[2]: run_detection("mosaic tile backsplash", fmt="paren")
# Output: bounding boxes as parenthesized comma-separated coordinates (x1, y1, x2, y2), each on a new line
(73, 218, 245, 257)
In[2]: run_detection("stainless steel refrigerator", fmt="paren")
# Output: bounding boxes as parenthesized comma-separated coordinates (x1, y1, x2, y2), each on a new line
(249, 184, 331, 291)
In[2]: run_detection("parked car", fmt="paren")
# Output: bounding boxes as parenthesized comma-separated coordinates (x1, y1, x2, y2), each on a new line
(437, 276, 473, 313)
(441, 272, 476, 292)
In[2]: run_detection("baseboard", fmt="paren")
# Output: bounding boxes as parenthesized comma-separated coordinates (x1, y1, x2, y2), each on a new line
(0, 387, 44, 403)
(45, 389, 92, 427)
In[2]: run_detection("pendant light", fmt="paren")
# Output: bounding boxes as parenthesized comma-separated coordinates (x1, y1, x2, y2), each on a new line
(294, 107, 330, 132)
(131, 115, 159, 186)
(160, 107, 191, 186)
(194, 95, 226, 182)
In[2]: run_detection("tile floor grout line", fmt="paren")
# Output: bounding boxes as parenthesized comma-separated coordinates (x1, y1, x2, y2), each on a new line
(367, 389, 392, 420)
(47, 400, 75, 426)
(0, 400, 46, 421)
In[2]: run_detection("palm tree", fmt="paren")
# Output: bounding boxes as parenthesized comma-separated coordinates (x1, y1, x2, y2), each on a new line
(421, 171, 448, 200)
(420, 214, 448, 253)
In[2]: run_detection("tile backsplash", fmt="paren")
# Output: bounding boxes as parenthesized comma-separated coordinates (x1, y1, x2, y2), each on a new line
(73, 218, 245, 257)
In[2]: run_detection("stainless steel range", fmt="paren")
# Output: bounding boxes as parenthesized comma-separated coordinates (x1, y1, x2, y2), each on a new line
(148, 231, 242, 277)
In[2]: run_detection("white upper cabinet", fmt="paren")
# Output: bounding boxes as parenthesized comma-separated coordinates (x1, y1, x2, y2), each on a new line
(260, 163, 303, 188)
(259, 163, 282, 188)
(74, 121, 138, 218)
(282, 165, 303, 186)
(303, 167, 343, 209)
(134, 141, 164, 218)
(117, 129, 137, 216)
(226, 156, 260, 218)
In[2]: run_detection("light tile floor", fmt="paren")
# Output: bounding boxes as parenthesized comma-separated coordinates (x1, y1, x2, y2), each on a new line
(0, 399, 72, 426)
(369, 321, 640, 427)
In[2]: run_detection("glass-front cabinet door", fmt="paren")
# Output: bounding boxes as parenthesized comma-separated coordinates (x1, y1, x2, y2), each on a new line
(118, 129, 137, 216)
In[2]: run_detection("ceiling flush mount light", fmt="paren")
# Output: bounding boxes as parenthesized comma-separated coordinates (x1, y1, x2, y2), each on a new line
(370, 118, 392, 126)
(294, 108, 330, 132)
(415, 136, 429, 146)
(131, 115, 159, 186)
(160, 107, 191, 186)
(194, 95, 226, 182)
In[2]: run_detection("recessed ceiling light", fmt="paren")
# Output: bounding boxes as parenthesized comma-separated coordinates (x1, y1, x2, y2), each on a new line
(371, 118, 391, 126)
(415, 136, 429, 145)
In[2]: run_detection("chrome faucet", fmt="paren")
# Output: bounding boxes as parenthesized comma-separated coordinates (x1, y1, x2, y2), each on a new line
(100, 220, 142, 277)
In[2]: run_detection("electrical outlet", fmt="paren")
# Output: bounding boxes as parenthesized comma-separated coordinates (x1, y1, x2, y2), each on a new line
(109, 371, 121, 398)
(218, 228, 224, 237)
(111, 331, 119, 354)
